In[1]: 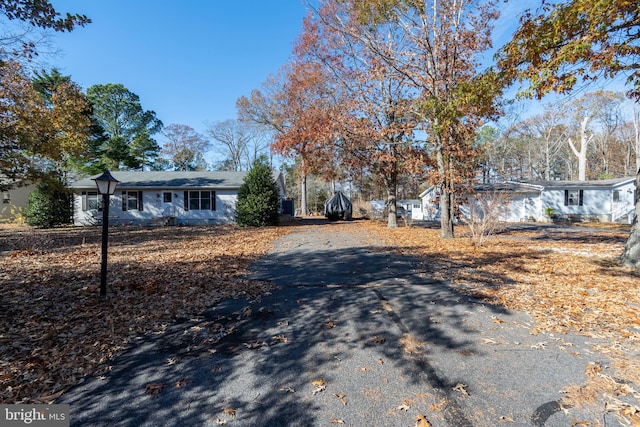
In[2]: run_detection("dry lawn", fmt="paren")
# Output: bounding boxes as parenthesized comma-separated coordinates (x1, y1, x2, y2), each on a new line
(0, 224, 290, 404)
(363, 220, 640, 425)
(2, 220, 639, 423)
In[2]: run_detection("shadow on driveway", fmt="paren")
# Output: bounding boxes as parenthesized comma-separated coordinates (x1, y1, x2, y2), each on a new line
(59, 223, 601, 426)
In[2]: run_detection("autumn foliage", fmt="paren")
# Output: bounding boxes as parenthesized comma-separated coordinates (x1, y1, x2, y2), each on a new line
(0, 61, 92, 188)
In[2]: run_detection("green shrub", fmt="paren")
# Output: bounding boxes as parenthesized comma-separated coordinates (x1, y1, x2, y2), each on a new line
(236, 159, 280, 227)
(24, 177, 72, 228)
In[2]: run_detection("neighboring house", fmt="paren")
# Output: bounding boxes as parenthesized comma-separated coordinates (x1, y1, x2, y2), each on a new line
(69, 170, 286, 226)
(419, 177, 636, 223)
(0, 179, 37, 223)
(398, 199, 424, 220)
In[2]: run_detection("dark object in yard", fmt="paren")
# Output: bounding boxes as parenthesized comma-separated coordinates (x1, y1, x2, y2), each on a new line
(324, 191, 352, 221)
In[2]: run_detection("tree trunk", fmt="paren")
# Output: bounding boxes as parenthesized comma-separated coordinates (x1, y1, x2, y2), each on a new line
(568, 116, 592, 181)
(300, 173, 308, 216)
(436, 147, 454, 238)
(619, 169, 640, 268)
(386, 180, 398, 228)
(633, 106, 640, 172)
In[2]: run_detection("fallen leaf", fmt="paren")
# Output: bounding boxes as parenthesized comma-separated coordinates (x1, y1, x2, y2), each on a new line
(530, 342, 547, 350)
(429, 399, 447, 411)
(370, 336, 385, 344)
(215, 418, 227, 425)
(313, 384, 326, 395)
(400, 333, 426, 355)
(312, 379, 326, 386)
(378, 358, 383, 365)
(335, 393, 347, 406)
(499, 415, 515, 423)
(325, 320, 336, 328)
(272, 335, 288, 343)
(239, 306, 252, 318)
(330, 419, 345, 424)
(279, 386, 296, 393)
(397, 403, 410, 411)
(243, 341, 268, 349)
(415, 414, 432, 427)
(175, 379, 189, 388)
(144, 383, 166, 397)
(453, 383, 469, 396)
(223, 407, 236, 419)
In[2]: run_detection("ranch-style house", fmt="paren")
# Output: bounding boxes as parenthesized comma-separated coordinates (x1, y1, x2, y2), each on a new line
(419, 177, 636, 223)
(69, 170, 286, 226)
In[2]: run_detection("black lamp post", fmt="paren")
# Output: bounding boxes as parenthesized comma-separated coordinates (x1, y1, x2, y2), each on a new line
(94, 170, 119, 298)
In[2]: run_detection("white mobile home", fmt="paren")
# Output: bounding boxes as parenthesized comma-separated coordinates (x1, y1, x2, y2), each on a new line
(69, 171, 286, 226)
(419, 177, 636, 223)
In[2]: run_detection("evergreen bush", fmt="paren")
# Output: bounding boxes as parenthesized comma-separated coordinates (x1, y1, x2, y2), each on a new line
(24, 177, 72, 228)
(236, 159, 280, 227)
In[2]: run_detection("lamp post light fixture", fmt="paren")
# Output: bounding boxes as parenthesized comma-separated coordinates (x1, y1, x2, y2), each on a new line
(93, 170, 119, 298)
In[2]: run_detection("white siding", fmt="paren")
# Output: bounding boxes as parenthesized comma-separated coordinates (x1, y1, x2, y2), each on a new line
(73, 189, 242, 226)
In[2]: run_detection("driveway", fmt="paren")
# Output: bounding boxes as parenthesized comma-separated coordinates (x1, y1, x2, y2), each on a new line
(59, 220, 614, 426)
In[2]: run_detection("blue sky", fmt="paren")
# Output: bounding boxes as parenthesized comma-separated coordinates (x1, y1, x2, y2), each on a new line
(48, 1, 309, 137)
(44, 1, 630, 148)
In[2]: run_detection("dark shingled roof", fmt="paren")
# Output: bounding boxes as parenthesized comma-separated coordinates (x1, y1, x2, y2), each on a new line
(526, 177, 635, 189)
(69, 171, 271, 190)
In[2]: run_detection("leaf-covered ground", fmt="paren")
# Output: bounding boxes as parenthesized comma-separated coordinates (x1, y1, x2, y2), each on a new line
(1, 220, 639, 424)
(0, 224, 290, 404)
(364, 221, 640, 424)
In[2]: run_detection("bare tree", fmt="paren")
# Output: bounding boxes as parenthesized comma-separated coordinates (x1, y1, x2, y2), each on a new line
(160, 123, 210, 171)
(464, 190, 511, 246)
(206, 119, 266, 171)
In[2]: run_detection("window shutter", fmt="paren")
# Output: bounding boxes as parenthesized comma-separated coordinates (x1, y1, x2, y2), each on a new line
(81, 191, 87, 211)
(184, 191, 189, 211)
(122, 191, 127, 211)
(564, 190, 569, 206)
(138, 191, 143, 211)
(579, 190, 584, 206)
(211, 191, 216, 210)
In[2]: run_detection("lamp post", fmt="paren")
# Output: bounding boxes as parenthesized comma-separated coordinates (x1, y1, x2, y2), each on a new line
(94, 170, 119, 298)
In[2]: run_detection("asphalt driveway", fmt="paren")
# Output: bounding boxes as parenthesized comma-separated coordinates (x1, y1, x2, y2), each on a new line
(59, 220, 616, 426)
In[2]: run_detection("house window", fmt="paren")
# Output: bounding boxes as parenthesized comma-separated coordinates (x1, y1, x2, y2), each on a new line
(122, 191, 143, 211)
(413, 203, 421, 209)
(2, 192, 9, 204)
(564, 189, 584, 206)
(613, 190, 620, 202)
(82, 191, 101, 211)
(184, 190, 216, 210)
(163, 192, 172, 203)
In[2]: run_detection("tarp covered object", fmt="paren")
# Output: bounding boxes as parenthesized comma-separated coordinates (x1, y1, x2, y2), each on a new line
(324, 191, 352, 220)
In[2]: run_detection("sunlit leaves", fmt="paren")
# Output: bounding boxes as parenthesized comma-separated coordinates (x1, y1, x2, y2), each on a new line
(0, 0, 90, 32)
(497, 0, 640, 101)
(0, 62, 91, 186)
